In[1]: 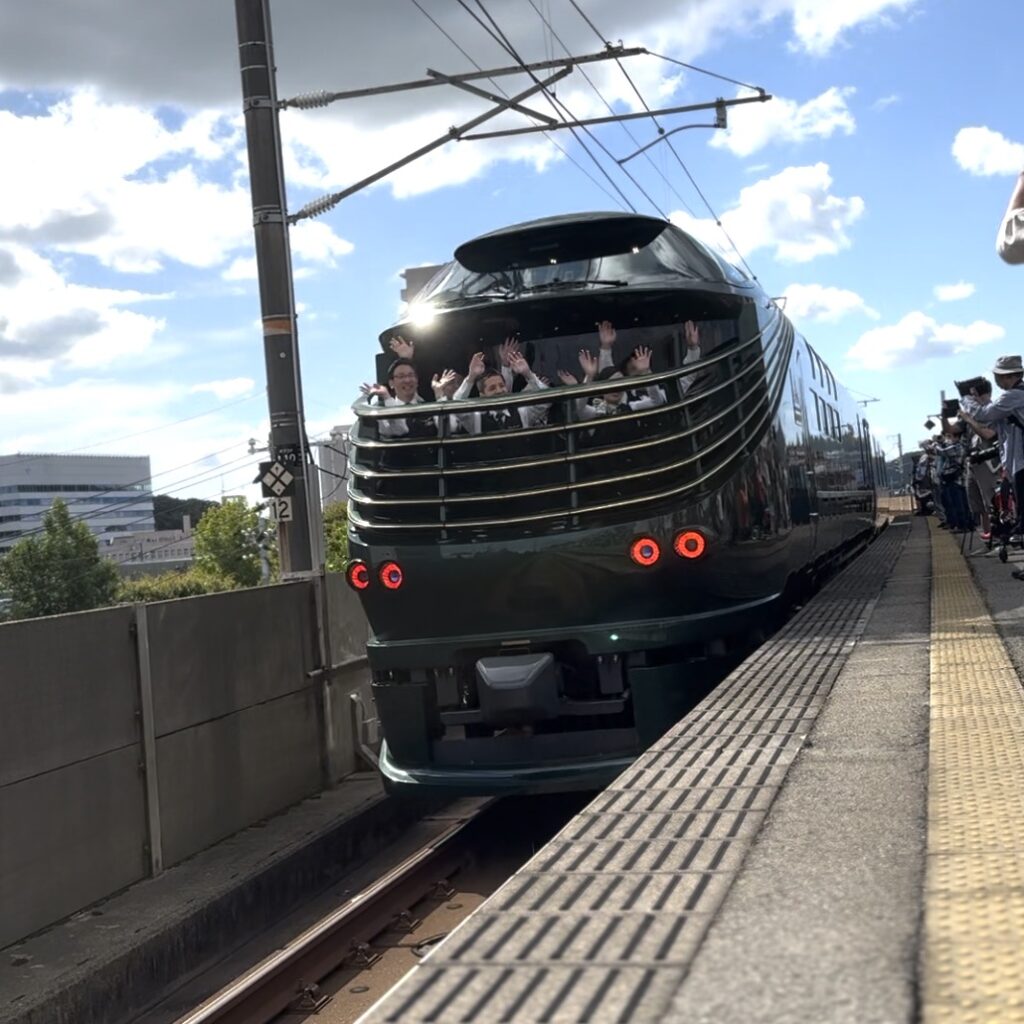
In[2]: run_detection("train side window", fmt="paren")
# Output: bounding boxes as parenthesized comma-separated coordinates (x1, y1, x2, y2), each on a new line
(814, 394, 823, 434)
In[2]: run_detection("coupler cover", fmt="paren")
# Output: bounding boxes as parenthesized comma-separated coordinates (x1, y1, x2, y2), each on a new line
(475, 653, 561, 725)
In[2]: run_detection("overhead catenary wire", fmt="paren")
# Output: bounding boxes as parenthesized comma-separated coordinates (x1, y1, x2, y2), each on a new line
(4, 451, 261, 543)
(407, 0, 629, 211)
(524, 0, 697, 218)
(466, 0, 667, 217)
(454, 0, 643, 215)
(0, 390, 265, 473)
(567, 1, 761, 281)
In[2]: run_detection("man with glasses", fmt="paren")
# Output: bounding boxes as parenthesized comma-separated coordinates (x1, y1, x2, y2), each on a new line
(359, 358, 451, 438)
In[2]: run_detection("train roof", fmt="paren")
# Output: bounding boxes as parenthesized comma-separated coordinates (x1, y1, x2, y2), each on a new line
(454, 211, 668, 272)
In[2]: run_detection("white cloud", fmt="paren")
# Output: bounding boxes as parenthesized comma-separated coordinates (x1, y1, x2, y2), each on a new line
(933, 281, 976, 302)
(783, 283, 879, 323)
(190, 377, 256, 401)
(671, 163, 865, 263)
(872, 94, 900, 111)
(952, 127, 1024, 177)
(0, 243, 168, 388)
(846, 312, 1004, 371)
(222, 257, 256, 282)
(788, 0, 919, 56)
(711, 87, 856, 158)
(0, 90, 353, 276)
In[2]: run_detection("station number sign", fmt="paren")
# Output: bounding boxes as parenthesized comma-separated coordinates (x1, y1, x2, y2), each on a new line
(269, 496, 294, 522)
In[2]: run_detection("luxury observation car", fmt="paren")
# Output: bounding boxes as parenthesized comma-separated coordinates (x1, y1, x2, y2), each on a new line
(346, 212, 879, 793)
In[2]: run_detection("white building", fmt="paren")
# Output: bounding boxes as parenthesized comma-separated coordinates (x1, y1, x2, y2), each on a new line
(100, 526, 195, 577)
(316, 425, 350, 506)
(0, 453, 154, 554)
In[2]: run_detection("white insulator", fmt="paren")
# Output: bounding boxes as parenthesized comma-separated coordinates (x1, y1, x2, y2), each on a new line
(292, 193, 340, 222)
(285, 90, 334, 110)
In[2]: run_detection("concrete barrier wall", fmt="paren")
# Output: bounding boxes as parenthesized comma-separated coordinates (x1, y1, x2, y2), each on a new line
(0, 606, 148, 949)
(146, 582, 323, 866)
(324, 573, 373, 781)
(0, 575, 372, 949)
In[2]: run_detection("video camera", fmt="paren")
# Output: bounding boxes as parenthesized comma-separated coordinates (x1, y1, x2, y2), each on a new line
(969, 445, 1000, 465)
(955, 376, 990, 398)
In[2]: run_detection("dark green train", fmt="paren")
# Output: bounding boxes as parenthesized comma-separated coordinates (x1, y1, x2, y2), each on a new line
(346, 212, 879, 793)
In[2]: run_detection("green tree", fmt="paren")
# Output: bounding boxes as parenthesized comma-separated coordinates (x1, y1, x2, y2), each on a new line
(193, 499, 270, 588)
(0, 499, 120, 620)
(323, 501, 349, 573)
(152, 494, 217, 532)
(117, 567, 236, 603)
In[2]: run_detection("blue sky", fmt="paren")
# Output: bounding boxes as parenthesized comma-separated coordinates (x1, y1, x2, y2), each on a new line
(0, 0, 1020, 504)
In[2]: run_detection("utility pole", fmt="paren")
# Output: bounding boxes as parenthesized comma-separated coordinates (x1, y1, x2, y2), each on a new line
(234, 0, 317, 574)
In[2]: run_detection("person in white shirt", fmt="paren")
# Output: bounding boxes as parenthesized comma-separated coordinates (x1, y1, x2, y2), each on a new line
(558, 319, 701, 398)
(449, 351, 550, 434)
(574, 348, 666, 420)
(358, 358, 454, 438)
(998, 170, 1024, 265)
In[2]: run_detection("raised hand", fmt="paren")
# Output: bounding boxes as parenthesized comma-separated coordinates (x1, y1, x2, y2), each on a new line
(389, 335, 415, 359)
(684, 320, 700, 349)
(431, 369, 457, 396)
(557, 370, 579, 386)
(578, 349, 599, 380)
(509, 351, 531, 377)
(596, 320, 617, 349)
(498, 335, 521, 367)
(632, 345, 653, 373)
(467, 351, 486, 381)
(360, 382, 390, 400)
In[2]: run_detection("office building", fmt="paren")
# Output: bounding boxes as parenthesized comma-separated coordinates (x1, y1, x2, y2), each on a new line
(316, 426, 350, 506)
(0, 453, 154, 554)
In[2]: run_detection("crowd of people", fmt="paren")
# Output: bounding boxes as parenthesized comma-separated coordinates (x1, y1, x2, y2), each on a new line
(908, 170, 1024, 551)
(913, 355, 1024, 575)
(357, 320, 703, 438)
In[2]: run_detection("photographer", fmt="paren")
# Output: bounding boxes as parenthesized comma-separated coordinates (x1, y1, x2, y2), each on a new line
(960, 356, 1024, 536)
(959, 379, 1000, 537)
(998, 170, 1024, 265)
(936, 421, 972, 532)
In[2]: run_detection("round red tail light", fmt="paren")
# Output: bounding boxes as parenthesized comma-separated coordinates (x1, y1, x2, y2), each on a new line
(674, 530, 707, 559)
(379, 561, 404, 590)
(629, 537, 661, 566)
(346, 561, 370, 591)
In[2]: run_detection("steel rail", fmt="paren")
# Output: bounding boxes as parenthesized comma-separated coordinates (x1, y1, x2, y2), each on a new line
(171, 800, 494, 1024)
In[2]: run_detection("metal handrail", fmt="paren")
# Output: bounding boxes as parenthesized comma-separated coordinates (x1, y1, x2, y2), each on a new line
(348, 344, 783, 507)
(348, 324, 793, 531)
(348, 316, 781, 448)
(348, 354, 766, 480)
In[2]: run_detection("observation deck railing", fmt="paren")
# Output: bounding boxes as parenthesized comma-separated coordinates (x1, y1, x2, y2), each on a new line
(349, 311, 793, 536)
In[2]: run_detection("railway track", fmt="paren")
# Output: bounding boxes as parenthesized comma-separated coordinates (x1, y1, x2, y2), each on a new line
(170, 795, 582, 1024)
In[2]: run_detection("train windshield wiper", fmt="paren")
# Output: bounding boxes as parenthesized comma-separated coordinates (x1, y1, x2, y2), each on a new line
(515, 279, 628, 294)
(431, 290, 514, 307)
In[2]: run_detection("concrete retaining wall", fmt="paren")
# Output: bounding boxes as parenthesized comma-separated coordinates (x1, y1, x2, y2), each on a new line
(0, 574, 371, 949)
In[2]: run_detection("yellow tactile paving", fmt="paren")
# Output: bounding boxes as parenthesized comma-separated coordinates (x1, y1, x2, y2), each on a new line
(924, 520, 1024, 1022)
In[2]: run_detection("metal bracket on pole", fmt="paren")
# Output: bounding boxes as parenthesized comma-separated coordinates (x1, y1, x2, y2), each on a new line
(288, 65, 572, 224)
(427, 68, 557, 125)
(133, 604, 163, 877)
(243, 96, 275, 111)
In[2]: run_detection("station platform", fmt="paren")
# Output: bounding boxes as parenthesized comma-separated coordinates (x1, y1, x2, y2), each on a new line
(361, 516, 1024, 1024)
